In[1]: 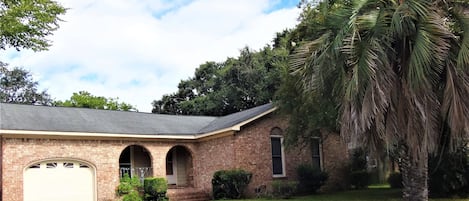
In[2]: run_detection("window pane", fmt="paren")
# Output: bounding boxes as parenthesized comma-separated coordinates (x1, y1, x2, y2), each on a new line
(63, 162, 74, 168)
(311, 138, 321, 170)
(271, 138, 281, 156)
(166, 152, 173, 175)
(271, 137, 284, 175)
(311, 139, 320, 156)
(272, 157, 283, 175)
(46, 162, 57, 168)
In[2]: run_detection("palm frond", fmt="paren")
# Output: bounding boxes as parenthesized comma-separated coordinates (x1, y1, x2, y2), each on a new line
(450, 5, 469, 70)
(407, 11, 452, 89)
(405, 0, 430, 18)
(441, 61, 469, 150)
(290, 32, 332, 90)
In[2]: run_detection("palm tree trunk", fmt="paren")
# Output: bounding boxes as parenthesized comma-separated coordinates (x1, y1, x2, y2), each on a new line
(400, 148, 429, 201)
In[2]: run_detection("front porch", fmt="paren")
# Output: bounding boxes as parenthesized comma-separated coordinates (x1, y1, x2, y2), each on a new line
(118, 144, 205, 200)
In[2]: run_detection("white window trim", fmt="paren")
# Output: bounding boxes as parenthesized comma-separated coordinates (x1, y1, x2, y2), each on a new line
(311, 137, 323, 170)
(271, 135, 286, 178)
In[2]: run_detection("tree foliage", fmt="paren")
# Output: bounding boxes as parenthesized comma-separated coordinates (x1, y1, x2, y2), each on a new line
(55, 91, 137, 111)
(285, 0, 469, 200)
(0, 0, 66, 51)
(275, 0, 340, 146)
(0, 63, 52, 105)
(152, 45, 289, 116)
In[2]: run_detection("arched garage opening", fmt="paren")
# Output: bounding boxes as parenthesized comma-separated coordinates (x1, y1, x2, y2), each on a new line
(119, 145, 153, 181)
(166, 145, 193, 187)
(23, 159, 96, 201)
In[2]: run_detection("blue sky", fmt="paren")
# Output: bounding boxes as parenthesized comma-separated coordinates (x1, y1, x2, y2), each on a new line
(1, 0, 300, 112)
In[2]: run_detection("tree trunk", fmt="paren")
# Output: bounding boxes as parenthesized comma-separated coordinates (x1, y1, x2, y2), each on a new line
(400, 148, 429, 201)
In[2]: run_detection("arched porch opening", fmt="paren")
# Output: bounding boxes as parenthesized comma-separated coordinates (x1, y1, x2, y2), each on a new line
(119, 145, 153, 181)
(166, 145, 193, 187)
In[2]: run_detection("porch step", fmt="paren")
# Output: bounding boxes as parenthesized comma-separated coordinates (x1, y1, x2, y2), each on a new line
(167, 188, 210, 201)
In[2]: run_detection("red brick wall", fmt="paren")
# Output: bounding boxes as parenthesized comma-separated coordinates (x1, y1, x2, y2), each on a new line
(233, 115, 312, 197)
(195, 114, 314, 197)
(321, 131, 350, 191)
(193, 135, 236, 193)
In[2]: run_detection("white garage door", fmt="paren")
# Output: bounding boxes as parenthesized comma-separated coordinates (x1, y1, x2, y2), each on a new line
(24, 160, 96, 201)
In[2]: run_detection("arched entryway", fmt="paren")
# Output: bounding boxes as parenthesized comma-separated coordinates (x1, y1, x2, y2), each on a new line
(23, 159, 96, 201)
(119, 145, 153, 181)
(166, 146, 193, 187)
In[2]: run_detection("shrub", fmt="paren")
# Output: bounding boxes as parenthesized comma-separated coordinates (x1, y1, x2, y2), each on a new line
(212, 169, 252, 199)
(350, 170, 370, 189)
(271, 180, 298, 199)
(348, 148, 370, 189)
(117, 181, 134, 196)
(117, 174, 143, 200)
(144, 177, 168, 201)
(387, 172, 403, 189)
(117, 174, 142, 196)
(123, 191, 143, 201)
(296, 164, 328, 194)
(429, 145, 469, 198)
(350, 148, 368, 171)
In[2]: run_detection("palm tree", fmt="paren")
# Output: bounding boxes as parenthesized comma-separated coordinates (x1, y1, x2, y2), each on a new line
(290, 0, 469, 200)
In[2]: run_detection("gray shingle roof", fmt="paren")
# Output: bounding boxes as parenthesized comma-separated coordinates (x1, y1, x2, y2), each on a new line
(0, 102, 274, 136)
(199, 103, 274, 133)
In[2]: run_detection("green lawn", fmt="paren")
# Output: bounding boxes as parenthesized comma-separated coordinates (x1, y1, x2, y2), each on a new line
(225, 188, 469, 201)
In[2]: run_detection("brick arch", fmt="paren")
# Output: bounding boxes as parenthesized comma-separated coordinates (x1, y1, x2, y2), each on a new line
(118, 144, 154, 162)
(165, 145, 194, 187)
(119, 144, 153, 179)
(270, 127, 283, 136)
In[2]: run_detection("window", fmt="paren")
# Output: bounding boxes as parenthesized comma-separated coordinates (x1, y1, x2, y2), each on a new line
(79, 164, 89, 168)
(271, 127, 285, 177)
(29, 164, 40, 169)
(166, 150, 174, 175)
(63, 162, 74, 168)
(46, 162, 57, 169)
(311, 138, 321, 170)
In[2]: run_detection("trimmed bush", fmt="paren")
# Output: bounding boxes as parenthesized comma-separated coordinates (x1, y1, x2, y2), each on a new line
(117, 174, 142, 196)
(271, 180, 298, 199)
(212, 169, 252, 199)
(123, 191, 143, 201)
(350, 170, 370, 189)
(296, 164, 328, 194)
(387, 172, 403, 189)
(144, 177, 168, 201)
(117, 182, 134, 196)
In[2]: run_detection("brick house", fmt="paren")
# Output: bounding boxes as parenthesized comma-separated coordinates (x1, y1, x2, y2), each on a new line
(0, 103, 349, 201)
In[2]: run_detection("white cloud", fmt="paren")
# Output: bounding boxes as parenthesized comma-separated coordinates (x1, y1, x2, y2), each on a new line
(1, 0, 300, 112)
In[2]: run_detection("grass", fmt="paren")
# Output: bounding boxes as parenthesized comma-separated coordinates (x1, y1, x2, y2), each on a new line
(223, 187, 469, 201)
